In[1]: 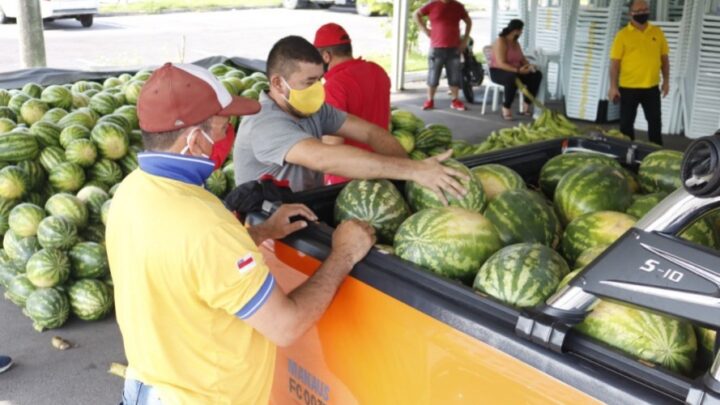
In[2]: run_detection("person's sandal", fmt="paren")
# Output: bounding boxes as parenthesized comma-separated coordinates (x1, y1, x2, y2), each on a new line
(502, 109, 513, 121)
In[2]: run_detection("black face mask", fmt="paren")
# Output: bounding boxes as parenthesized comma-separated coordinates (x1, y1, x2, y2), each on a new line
(323, 63, 329, 73)
(632, 13, 650, 24)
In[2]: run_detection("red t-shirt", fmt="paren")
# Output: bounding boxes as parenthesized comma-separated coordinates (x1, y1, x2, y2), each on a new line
(323, 58, 391, 185)
(419, 0, 469, 49)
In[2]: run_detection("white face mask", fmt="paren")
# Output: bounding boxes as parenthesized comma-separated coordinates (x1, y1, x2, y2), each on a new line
(180, 128, 214, 159)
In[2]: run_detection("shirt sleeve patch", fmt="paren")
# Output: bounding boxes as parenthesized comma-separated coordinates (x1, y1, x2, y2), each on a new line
(236, 253, 257, 275)
(235, 273, 275, 320)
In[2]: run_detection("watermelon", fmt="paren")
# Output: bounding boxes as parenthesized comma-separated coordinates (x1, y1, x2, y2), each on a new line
(17, 159, 46, 191)
(89, 159, 123, 187)
(39, 146, 67, 172)
(128, 130, 143, 147)
(0, 258, 20, 288)
(41, 107, 69, 124)
(574, 245, 609, 269)
(224, 70, 246, 80)
(0, 89, 10, 106)
(334, 179, 411, 244)
(695, 327, 717, 369)
(621, 167, 641, 194)
(554, 164, 633, 225)
(394, 207, 502, 284)
(22, 83, 43, 99)
(250, 71, 268, 81)
(209, 63, 232, 76)
(415, 124, 452, 151)
(5, 275, 36, 307)
(123, 81, 144, 105)
(561, 211, 636, 265)
(134, 70, 152, 81)
(68, 279, 114, 321)
(575, 301, 696, 375)
(0, 197, 18, 235)
(83, 89, 100, 98)
(252, 81, 269, 93)
(392, 129, 415, 153)
(471, 164, 526, 201)
(484, 189, 562, 248)
(222, 165, 235, 190)
(23, 288, 70, 331)
(37, 216, 78, 250)
(114, 105, 138, 130)
(72, 93, 90, 109)
(240, 76, 257, 90)
(49, 162, 85, 192)
(59, 124, 91, 149)
(71, 81, 93, 93)
(681, 218, 720, 250)
(539, 153, 622, 197)
(103, 77, 123, 89)
(20, 99, 50, 126)
(58, 110, 94, 130)
(41, 85, 73, 110)
(0, 131, 40, 162)
(91, 122, 129, 160)
(0, 166, 28, 199)
(101, 199, 111, 226)
(118, 147, 139, 175)
(205, 170, 228, 198)
(409, 150, 428, 160)
(240, 89, 259, 100)
(89, 92, 119, 116)
(65, 139, 98, 167)
(0, 117, 16, 133)
(81, 223, 105, 244)
(30, 120, 62, 147)
(627, 192, 667, 219)
(76, 186, 109, 220)
(97, 114, 132, 135)
(221, 78, 242, 95)
(405, 159, 486, 213)
(0, 107, 17, 122)
(8, 203, 46, 237)
(8, 92, 31, 114)
(391, 110, 420, 134)
(69, 242, 108, 279)
(45, 193, 88, 229)
(3, 230, 40, 268)
(473, 243, 569, 308)
(26, 249, 71, 288)
(639, 150, 683, 194)
(557, 268, 582, 290)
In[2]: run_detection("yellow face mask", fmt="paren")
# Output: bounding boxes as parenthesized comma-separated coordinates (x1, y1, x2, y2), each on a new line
(282, 78, 325, 116)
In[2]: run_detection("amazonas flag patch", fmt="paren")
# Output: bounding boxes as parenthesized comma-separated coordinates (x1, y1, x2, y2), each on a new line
(236, 253, 257, 274)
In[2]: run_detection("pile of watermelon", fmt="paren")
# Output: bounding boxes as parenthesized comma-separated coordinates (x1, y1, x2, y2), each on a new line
(0, 62, 262, 332)
(335, 146, 719, 376)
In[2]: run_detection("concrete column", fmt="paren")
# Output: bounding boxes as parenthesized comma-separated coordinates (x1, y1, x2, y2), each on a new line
(17, 0, 47, 68)
(390, 0, 409, 92)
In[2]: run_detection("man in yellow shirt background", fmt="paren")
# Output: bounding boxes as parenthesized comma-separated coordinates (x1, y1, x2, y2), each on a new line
(106, 63, 375, 404)
(608, 0, 669, 146)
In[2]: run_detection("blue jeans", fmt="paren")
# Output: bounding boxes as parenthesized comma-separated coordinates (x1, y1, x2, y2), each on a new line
(122, 379, 163, 405)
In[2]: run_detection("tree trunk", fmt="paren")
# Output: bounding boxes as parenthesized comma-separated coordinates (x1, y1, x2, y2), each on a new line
(17, 0, 47, 68)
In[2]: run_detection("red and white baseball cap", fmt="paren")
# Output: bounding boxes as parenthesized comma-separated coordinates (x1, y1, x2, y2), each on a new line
(137, 63, 261, 133)
(313, 23, 351, 48)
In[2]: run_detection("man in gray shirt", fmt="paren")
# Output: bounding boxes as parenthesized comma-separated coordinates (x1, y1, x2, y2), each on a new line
(235, 36, 466, 202)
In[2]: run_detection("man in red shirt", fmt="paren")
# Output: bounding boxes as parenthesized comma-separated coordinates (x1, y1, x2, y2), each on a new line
(414, 0, 473, 111)
(313, 23, 393, 185)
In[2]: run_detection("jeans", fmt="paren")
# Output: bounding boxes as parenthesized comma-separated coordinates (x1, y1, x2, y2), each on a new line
(619, 86, 663, 145)
(489, 68, 543, 109)
(122, 379, 163, 405)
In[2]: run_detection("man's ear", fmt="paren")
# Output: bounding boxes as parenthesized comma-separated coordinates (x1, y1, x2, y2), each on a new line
(270, 74, 285, 94)
(321, 51, 331, 65)
(185, 127, 204, 156)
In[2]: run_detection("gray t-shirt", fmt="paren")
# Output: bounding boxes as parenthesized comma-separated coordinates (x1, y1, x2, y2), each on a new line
(233, 93, 347, 192)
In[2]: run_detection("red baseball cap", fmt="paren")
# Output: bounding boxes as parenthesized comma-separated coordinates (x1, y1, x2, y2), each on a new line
(137, 63, 261, 133)
(313, 23, 351, 48)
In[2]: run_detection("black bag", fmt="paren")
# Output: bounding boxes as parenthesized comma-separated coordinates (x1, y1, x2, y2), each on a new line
(461, 38, 484, 103)
(223, 177, 297, 217)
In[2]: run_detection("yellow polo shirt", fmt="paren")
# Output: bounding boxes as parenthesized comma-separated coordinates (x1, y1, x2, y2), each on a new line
(610, 23, 669, 88)
(106, 153, 276, 405)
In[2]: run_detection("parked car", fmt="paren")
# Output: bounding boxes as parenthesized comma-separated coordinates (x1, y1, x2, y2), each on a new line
(282, 0, 390, 16)
(0, 0, 98, 27)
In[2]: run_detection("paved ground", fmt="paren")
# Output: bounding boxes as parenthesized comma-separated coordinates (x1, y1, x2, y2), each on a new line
(0, 7, 491, 72)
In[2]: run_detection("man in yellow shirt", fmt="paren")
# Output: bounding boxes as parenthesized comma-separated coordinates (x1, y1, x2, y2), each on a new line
(106, 63, 376, 404)
(608, 0, 669, 146)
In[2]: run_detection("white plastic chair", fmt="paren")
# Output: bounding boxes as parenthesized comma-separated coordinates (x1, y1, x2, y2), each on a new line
(481, 46, 525, 115)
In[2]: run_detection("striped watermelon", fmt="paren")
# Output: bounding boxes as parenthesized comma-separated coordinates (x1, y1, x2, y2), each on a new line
(470, 164, 526, 201)
(554, 164, 633, 225)
(205, 170, 228, 198)
(65, 139, 98, 167)
(415, 124, 452, 151)
(41, 85, 73, 110)
(575, 300, 696, 375)
(26, 249, 71, 288)
(0, 117, 16, 133)
(114, 105, 138, 130)
(574, 245, 609, 269)
(71, 81, 93, 93)
(69, 242, 108, 279)
(37, 216, 78, 250)
(394, 207, 502, 284)
(0, 132, 40, 162)
(8, 92, 31, 114)
(209, 63, 232, 76)
(68, 279, 114, 321)
(561, 211, 636, 266)
(0, 166, 29, 199)
(695, 327, 717, 369)
(23, 288, 70, 331)
(639, 150, 683, 194)
(391, 110, 420, 134)
(20, 99, 49, 125)
(681, 218, 720, 250)
(0, 197, 18, 235)
(0, 256, 20, 288)
(89, 92, 119, 116)
(104, 77, 122, 89)
(392, 130, 415, 153)
(30, 120, 62, 147)
(22, 83, 43, 99)
(222, 165, 235, 190)
(59, 124, 90, 149)
(49, 162, 85, 192)
(101, 199, 111, 226)
(76, 186, 109, 221)
(39, 146, 67, 172)
(484, 189, 562, 248)
(409, 150, 428, 160)
(41, 108, 69, 124)
(81, 223, 105, 244)
(539, 153, 622, 197)
(45, 193, 88, 229)
(58, 110, 94, 131)
(5, 274, 36, 307)
(91, 122, 129, 160)
(0, 107, 17, 123)
(627, 192, 667, 219)
(8, 203, 46, 237)
(118, 146, 139, 175)
(97, 114, 132, 135)
(0, 89, 10, 106)
(89, 159, 123, 187)
(3, 230, 40, 268)
(72, 93, 90, 109)
(17, 160, 46, 191)
(621, 167, 641, 194)
(123, 81, 144, 105)
(134, 70, 152, 81)
(473, 243, 569, 308)
(405, 159, 486, 213)
(334, 179, 411, 244)
(83, 89, 100, 98)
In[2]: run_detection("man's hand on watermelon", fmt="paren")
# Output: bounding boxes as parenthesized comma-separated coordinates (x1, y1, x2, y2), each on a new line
(414, 149, 469, 205)
(248, 204, 317, 244)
